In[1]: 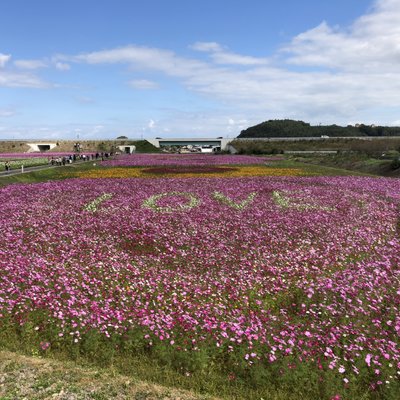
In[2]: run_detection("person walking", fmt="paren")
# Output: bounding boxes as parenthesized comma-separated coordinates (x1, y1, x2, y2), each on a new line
(5, 161, 10, 172)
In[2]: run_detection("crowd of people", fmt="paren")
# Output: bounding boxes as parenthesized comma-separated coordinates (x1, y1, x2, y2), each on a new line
(48, 152, 112, 166)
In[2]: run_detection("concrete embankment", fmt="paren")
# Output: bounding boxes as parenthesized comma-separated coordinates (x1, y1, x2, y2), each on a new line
(0, 139, 142, 153)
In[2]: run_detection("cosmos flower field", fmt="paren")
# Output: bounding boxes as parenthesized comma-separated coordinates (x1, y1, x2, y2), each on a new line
(102, 153, 276, 166)
(0, 160, 400, 397)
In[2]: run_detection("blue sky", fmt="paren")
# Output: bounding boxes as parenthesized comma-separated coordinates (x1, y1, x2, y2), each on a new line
(1, 0, 399, 139)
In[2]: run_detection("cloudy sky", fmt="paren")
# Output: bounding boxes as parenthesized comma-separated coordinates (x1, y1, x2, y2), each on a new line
(1, 0, 400, 139)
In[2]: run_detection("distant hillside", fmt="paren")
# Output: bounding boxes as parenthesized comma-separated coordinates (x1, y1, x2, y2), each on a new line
(238, 119, 400, 138)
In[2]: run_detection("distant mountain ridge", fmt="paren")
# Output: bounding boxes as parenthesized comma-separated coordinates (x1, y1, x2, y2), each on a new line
(238, 119, 400, 138)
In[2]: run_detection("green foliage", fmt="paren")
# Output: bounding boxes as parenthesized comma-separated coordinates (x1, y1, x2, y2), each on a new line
(97, 142, 110, 152)
(133, 140, 160, 153)
(232, 137, 400, 159)
(1, 312, 399, 400)
(239, 119, 400, 138)
(390, 156, 400, 170)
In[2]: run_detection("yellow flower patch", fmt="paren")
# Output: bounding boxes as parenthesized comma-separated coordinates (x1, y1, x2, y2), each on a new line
(72, 166, 308, 179)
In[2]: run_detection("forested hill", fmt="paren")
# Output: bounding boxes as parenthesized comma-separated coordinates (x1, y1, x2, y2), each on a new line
(238, 119, 400, 138)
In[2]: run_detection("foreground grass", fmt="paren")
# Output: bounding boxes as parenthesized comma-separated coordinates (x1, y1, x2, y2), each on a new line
(0, 331, 320, 400)
(264, 158, 375, 176)
(1, 312, 390, 399)
(0, 162, 98, 187)
(290, 154, 400, 177)
(0, 350, 215, 400)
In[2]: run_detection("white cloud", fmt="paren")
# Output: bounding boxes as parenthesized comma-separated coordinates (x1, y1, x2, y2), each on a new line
(226, 117, 249, 133)
(128, 79, 159, 89)
(191, 41, 269, 66)
(0, 108, 15, 117)
(148, 119, 155, 129)
(69, 45, 350, 120)
(14, 59, 47, 69)
(76, 96, 95, 104)
(0, 54, 49, 88)
(12, 58, 71, 71)
(55, 62, 71, 71)
(284, 0, 400, 73)
(0, 123, 115, 140)
(210, 52, 268, 66)
(190, 42, 223, 52)
(0, 71, 49, 88)
(65, 13, 400, 125)
(0, 53, 11, 68)
(73, 45, 208, 80)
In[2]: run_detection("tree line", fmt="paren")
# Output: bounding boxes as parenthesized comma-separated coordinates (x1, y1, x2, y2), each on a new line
(238, 119, 400, 138)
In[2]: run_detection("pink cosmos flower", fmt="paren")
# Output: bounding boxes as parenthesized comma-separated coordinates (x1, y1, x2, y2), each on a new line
(40, 341, 50, 351)
(365, 354, 372, 367)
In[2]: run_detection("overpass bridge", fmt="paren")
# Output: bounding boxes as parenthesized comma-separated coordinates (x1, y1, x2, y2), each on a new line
(147, 138, 231, 150)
